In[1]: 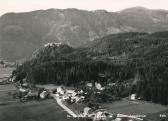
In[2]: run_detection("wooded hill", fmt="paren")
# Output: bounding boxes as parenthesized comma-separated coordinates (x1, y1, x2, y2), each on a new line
(14, 31, 168, 105)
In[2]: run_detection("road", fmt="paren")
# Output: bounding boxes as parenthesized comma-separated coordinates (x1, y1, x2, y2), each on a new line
(54, 97, 77, 118)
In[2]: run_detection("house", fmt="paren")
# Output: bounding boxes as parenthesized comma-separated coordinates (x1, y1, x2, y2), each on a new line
(94, 111, 107, 120)
(95, 82, 105, 90)
(22, 82, 28, 87)
(86, 83, 93, 88)
(78, 90, 84, 94)
(71, 95, 85, 103)
(62, 95, 69, 100)
(9, 75, 16, 82)
(19, 88, 28, 93)
(130, 94, 136, 100)
(40, 90, 49, 99)
(66, 90, 77, 97)
(88, 110, 110, 121)
(83, 107, 91, 117)
(57, 86, 65, 95)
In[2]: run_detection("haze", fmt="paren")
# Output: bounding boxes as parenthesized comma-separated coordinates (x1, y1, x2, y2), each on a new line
(1, 0, 168, 16)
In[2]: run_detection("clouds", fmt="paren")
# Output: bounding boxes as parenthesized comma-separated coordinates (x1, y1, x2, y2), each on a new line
(0, 0, 168, 16)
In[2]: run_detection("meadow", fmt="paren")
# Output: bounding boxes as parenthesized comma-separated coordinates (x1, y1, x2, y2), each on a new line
(0, 85, 76, 121)
(103, 98, 167, 116)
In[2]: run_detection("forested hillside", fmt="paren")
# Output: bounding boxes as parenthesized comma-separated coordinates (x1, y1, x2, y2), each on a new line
(14, 32, 168, 105)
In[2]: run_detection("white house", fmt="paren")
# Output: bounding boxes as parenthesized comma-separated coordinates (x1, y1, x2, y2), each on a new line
(19, 88, 27, 93)
(130, 94, 136, 100)
(77, 90, 84, 94)
(83, 107, 91, 117)
(40, 90, 48, 99)
(57, 86, 65, 95)
(86, 83, 93, 88)
(95, 82, 105, 90)
(95, 111, 106, 120)
(66, 90, 77, 97)
(71, 95, 85, 103)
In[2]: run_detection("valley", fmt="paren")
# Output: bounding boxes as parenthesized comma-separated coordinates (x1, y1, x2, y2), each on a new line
(0, 6, 168, 121)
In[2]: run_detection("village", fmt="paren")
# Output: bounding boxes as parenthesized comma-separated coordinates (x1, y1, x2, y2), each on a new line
(1, 71, 144, 121)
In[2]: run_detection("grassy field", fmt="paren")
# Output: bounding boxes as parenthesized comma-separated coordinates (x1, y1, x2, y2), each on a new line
(145, 109, 168, 121)
(0, 85, 77, 121)
(0, 84, 16, 91)
(103, 98, 167, 115)
(0, 85, 17, 102)
(0, 67, 15, 79)
(0, 99, 77, 121)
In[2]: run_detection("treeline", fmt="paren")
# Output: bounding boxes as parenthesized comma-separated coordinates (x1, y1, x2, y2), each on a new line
(136, 63, 168, 105)
(18, 60, 134, 86)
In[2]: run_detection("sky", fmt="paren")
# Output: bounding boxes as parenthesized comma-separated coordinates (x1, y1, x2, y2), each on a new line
(1, 0, 168, 16)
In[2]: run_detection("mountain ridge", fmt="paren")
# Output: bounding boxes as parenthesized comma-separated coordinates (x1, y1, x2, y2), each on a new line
(1, 7, 168, 60)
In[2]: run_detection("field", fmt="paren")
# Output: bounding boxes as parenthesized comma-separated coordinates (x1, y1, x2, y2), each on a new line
(0, 67, 15, 79)
(103, 98, 167, 115)
(0, 100, 76, 121)
(0, 85, 76, 121)
(146, 109, 168, 121)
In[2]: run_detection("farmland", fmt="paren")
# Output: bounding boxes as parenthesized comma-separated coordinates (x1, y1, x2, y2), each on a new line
(103, 98, 167, 115)
(0, 83, 76, 121)
(0, 67, 14, 79)
(102, 98, 167, 120)
(0, 99, 75, 121)
(145, 109, 168, 121)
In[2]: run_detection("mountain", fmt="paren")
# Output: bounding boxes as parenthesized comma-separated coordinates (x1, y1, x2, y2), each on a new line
(1, 7, 168, 60)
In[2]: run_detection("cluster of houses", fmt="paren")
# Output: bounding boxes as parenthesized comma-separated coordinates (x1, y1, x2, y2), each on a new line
(82, 107, 115, 120)
(17, 83, 50, 102)
(14, 78, 140, 121)
(17, 82, 85, 103)
(51, 86, 85, 104)
(49, 86, 123, 121)
(81, 107, 140, 121)
(15, 83, 140, 121)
